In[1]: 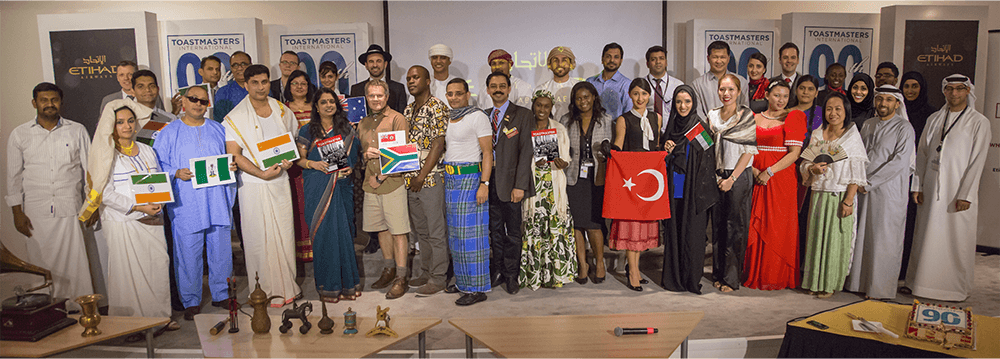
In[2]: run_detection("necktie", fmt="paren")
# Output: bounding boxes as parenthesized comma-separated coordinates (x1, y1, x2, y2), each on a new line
(653, 79, 663, 117)
(784, 78, 791, 83)
(127, 95, 135, 101)
(491, 109, 500, 144)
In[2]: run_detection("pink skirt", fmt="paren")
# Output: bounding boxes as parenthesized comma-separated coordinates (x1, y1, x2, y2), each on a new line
(609, 220, 659, 251)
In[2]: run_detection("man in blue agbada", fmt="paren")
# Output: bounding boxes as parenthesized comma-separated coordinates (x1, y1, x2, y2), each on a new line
(154, 86, 237, 320)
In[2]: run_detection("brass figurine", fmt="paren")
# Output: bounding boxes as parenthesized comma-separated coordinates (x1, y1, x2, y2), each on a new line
(248, 273, 282, 334)
(75, 294, 103, 337)
(365, 305, 397, 337)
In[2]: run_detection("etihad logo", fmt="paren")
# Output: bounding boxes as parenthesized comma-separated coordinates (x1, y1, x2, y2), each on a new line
(69, 55, 115, 79)
(917, 44, 963, 66)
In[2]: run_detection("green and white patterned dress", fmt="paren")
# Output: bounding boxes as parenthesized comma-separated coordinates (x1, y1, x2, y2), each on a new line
(520, 121, 578, 290)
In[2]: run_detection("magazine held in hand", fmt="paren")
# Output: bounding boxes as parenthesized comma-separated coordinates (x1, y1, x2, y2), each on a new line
(316, 135, 350, 173)
(532, 129, 559, 162)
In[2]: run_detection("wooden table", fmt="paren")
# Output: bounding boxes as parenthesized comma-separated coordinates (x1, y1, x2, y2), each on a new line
(779, 300, 999, 358)
(449, 311, 704, 358)
(194, 313, 441, 358)
(0, 315, 169, 358)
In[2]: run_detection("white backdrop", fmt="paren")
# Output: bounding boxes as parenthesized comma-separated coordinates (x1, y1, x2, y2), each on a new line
(387, 1, 662, 104)
(781, 13, 880, 88)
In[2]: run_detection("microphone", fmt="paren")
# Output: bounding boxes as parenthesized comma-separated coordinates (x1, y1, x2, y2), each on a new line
(614, 327, 658, 336)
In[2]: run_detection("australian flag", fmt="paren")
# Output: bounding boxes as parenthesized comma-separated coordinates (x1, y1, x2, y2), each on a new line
(345, 96, 367, 124)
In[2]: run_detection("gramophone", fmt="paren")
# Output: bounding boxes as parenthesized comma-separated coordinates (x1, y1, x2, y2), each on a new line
(0, 244, 77, 341)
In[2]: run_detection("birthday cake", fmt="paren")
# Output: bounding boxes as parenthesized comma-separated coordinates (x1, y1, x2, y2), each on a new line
(905, 300, 975, 349)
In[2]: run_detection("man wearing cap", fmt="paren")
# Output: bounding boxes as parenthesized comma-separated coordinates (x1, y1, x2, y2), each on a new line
(587, 42, 632, 118)
(477, 49, 532, 109)
(905, 75, 991, 302)
(351, 44, 408, 114)
(534, 46, 580, 122)
(845, 84, 914, 300)
(428, 44, 455, 108)
(644, 45, 682, 131)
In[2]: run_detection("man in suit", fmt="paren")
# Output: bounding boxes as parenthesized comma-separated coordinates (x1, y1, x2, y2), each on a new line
(769, 42, 801, 85)
(483, 71, 534, 295)
(270, 51, 299, 102)
(350, 44, 407, 114)
(100, 60, 168, 116)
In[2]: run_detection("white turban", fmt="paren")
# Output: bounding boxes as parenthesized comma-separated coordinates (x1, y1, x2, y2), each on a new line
(941, 74, 976, 109)
(875, 84, 908, 122)
(428, 44, 453, 60)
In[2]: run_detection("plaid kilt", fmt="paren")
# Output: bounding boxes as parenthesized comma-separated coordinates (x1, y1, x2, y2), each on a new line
(444, 162, 490, 293)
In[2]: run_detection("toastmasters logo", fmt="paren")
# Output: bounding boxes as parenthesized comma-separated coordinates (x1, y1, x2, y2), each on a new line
(167, 34, 245, 91)
(169, 35, 242, 51)
(804, 26, 874, 85)
(705, 30, 774, 79)
(280, 33, 358, 92)
(282, 34, 352, 50)
(69, 55, 115, 79)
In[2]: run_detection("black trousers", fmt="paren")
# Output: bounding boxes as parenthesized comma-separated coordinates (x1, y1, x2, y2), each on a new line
(488, 175, 523, 283)
(711, 169, 752, 289)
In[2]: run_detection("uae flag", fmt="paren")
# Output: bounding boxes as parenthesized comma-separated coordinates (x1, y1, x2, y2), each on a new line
(380, 143, 420, 175)
(603, 150, 671, 221)
(189, 154, 236, 189)
(256, 132, 299, 169)
(129, 172, 174, 204)
(685, 122, 714, 150)
(136, 118, 170, 146)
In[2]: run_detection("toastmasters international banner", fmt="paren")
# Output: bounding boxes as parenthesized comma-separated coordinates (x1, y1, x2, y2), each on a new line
(803, 26, 874, 88)
(704, 31, 775, 81)
(166, 34, 243, 93)
(50, 29, 136, 135)
(270, 23, 370, 96)
(904, 20, 978, 108)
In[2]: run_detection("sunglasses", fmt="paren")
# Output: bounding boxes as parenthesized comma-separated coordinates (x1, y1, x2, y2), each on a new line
(186, 96, 210, 106)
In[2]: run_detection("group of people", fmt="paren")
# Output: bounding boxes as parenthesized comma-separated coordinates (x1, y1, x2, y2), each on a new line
(6, 39, 991, 335)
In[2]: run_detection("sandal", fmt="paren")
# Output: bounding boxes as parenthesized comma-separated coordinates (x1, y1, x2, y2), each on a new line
(125, 332, 146, 343)
(165, 320, 181, 331)
(339, 292, 356, 301)
(321, 295, 340, 304)
(719, 285, 735, 293)
(713, 281, 723, 289)
(816, 292, 834, 299)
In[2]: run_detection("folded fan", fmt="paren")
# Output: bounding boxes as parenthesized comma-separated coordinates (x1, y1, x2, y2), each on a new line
(801, 142, 848, 164)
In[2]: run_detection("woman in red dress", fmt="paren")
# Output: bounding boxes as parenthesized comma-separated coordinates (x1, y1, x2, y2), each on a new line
(743, 81, 805, 290)
(284, 70, 316, 263)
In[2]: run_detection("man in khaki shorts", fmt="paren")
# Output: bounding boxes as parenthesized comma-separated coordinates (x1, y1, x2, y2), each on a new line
(358, 79, 412, 299)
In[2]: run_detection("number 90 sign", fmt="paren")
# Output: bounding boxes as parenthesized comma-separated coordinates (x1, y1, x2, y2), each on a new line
(727, 48, 763, 80)
(175, 52, 232, 89)
(808, 44, 865, 87)
(916, 307, 966, 327)
(294, 50, 350, 95)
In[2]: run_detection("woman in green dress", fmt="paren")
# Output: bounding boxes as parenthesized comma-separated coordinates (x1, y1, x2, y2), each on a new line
(519, 90, 577, 290)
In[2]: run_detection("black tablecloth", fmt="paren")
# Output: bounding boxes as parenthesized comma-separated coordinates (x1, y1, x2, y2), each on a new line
(777, 320, 955, 358)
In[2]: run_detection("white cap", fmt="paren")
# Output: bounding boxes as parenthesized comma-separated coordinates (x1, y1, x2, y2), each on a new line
(428, 44, 453, 60)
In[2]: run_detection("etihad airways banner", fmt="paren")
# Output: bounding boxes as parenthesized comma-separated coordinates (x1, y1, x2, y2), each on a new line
(687, 19, 779, 82)
(161, 18, 264, 97)
(268, 23, 370, 95)
(903, 20, 979, 108)
(781, 13, 879, 88)
(38, 12, 158, 136)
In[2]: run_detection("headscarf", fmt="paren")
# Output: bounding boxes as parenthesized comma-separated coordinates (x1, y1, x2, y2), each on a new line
(450, 104, 481, 122)
(665, 85, 702, 142)
(940, 74, 976, 110)
(78, 99, 153, 222)
(547, 46, 576, 63)
(487, 49, 512, 65)
(900, 71, 930, 111)
(847, 73, 875, 120)
(875, 84, 909, 122)
(428, 44, 453, 60)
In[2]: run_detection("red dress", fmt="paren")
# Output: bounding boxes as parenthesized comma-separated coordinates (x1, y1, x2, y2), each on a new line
(743, 110, 806, 290)
(290, 107, 312, 262)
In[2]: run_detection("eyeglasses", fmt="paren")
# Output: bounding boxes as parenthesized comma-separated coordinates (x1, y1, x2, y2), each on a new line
(943, 86, 969, 93)
(186, 96, 210, 106)
(231, 62, 250, 69)
(874, 73, 895, 78)
(291, 82, 309, 88)
(280, 61, 298, 66)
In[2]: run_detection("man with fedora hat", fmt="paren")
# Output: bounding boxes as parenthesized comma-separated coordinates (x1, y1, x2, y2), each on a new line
(351, 44, 408, 114)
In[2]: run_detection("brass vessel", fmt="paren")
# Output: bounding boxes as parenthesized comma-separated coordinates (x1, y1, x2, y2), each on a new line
(318, 299, 335, 334)
(248, 273, 282, 334)
(75, 294, 103, 337)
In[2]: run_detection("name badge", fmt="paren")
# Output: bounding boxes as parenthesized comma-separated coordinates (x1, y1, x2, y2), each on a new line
(580, 162, 593, 179)
(930, 152, 941, 172)
(504, 127, 519, 138)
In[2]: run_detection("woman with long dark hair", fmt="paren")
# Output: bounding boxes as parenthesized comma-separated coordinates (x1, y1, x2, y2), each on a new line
(660, 85, 717, 294)
(562, 81, 613, 284)
(295, 87, 361, 302)
(788, 75, 823, 147)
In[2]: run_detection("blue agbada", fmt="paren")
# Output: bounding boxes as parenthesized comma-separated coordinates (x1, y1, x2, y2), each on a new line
(154, 118, 237, 307)
(213, 82, 248, 122)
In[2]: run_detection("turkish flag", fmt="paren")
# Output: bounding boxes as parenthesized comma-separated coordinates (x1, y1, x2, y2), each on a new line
(603, 150, 671, 221)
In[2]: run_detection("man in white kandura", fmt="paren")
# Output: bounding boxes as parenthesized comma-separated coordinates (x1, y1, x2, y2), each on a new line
(905, 74, 991, 302)
(223, 64, 301, 307)
(8, 83, 94, 310)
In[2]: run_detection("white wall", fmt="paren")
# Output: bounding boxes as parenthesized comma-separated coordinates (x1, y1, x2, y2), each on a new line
(0, 1, 384, 258)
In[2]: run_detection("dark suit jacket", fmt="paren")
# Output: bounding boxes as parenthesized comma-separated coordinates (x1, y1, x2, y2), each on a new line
(350, 79, 408, 114)
(486, 103, 535, 202)
(269, 79, 286, 103)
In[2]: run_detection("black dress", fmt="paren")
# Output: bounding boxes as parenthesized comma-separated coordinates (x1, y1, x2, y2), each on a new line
(567, 118, 604, 230)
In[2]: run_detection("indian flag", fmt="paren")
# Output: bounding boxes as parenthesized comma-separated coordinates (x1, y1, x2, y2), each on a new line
(256, 132, 299, 169)
(189, 154, 236, 189)
(136, 119, 169, 145)
(684, 122, 714, 149)
(129, 172, 174, 204)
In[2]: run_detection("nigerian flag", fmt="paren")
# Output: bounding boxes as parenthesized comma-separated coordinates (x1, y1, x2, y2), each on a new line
(189, 154, 236, 189)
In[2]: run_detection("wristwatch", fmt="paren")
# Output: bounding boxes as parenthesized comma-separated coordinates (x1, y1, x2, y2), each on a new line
(480, 180, 489, 186)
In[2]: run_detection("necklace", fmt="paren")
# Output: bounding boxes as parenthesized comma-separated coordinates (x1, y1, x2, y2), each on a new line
(121, 140, 136, 153)
(760, 111, 782, 120)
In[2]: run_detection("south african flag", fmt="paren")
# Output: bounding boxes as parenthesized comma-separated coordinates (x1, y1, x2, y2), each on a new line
(379, 143, 420, 175)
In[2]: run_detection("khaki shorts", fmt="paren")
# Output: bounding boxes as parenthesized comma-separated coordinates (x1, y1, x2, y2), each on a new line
(363, 186, 410, 235)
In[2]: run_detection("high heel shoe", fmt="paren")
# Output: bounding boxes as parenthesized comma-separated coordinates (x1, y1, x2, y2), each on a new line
(575, 263, 589, 284)
(625, 266, 649, 285)
(590, 265, 606, 284)
(625, 279, 643, 292)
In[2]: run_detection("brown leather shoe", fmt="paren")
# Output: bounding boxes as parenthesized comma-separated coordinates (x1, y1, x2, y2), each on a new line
(183, 306, 201, 321)
(385, 277, 409, 299)
(415, 281, 445, 297)
(371, 267, 396, 289)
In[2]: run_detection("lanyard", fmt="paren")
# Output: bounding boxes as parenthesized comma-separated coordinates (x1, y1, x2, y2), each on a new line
(937, 106, 968, 152)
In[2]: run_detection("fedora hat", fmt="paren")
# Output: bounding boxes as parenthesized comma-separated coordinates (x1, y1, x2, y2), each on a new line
(359, 44, 392, 63)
